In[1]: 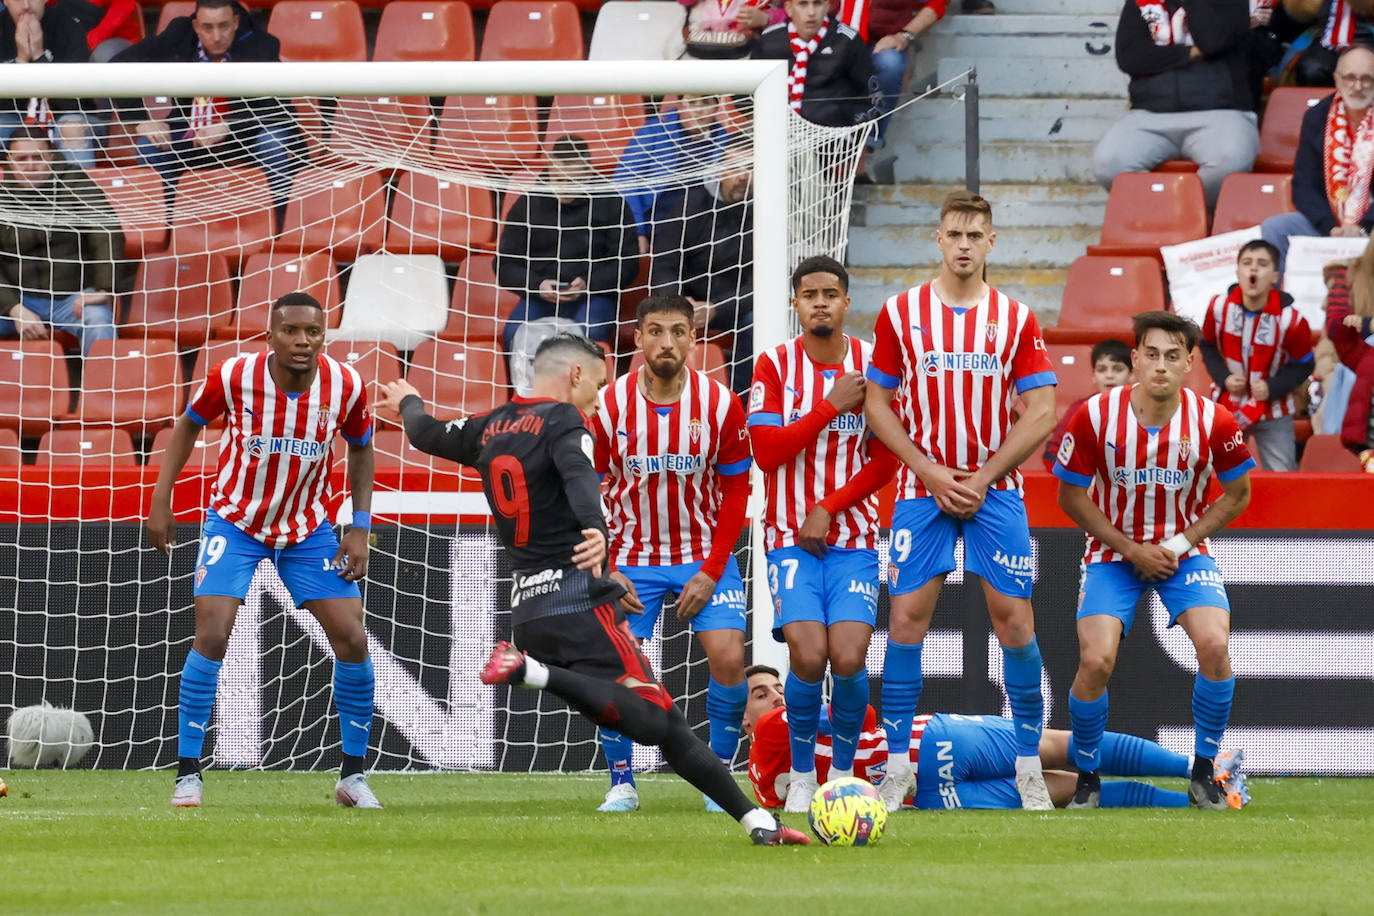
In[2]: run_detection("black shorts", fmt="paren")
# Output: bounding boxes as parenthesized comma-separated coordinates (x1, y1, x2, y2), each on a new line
(513, 601, 658, 685)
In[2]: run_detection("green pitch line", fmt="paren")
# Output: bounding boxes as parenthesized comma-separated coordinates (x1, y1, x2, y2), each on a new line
(1, 771, 1372, 915)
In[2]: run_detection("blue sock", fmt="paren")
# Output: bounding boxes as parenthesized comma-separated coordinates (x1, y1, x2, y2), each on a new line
(1098, 729, 1190, 779)
(333, 658, 375, 759)
(783, 673, 824, 773)
(828, 670, 869, 771)
(1100, 780, 1190, 808)
(1192, 673, 1235, 760)
(1002, 638, 1044, 756)
(599, 729, 636, 787)
(706, 676, 747, 763)
(178, 649, 222, 760)
(1068, 689, 1109, 773)
(881, 639, 922, 754)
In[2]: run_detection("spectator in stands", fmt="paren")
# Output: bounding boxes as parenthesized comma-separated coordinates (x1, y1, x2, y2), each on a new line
(649, 139, 754, 394)
(615, 94, 728, 255)
(1199, 240, 1315, 471)
(1041, 338, 1131, 471)
(1323, 244, 1374, 466)
(1, 0, 106, 168)
(1280, 0, 1373, 86)
(0, 126, 121, 357)
(1261, 45, 1374, 272)
(58, 0, 142, 62)
(1093, 0, 1258, 209)
(498, 135, 638, 358)
(112, 0, 306, 215)
(757, 0, 882, 129)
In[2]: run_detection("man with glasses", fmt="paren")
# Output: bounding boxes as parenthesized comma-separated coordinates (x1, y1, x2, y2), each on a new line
(1261, 45, 1374, 272)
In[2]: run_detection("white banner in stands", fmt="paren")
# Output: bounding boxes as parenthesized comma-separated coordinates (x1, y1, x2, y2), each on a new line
(1281, 235, 1370, 332)
(1161, 226, 1261, 325)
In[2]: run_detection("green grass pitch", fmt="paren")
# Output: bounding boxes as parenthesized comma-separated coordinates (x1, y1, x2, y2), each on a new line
(2, 771, 1373, 914)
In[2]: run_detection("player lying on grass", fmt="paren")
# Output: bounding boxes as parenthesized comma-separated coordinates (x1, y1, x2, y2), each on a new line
(741, 666, 1248, 810)
(376, 333, 808, 846)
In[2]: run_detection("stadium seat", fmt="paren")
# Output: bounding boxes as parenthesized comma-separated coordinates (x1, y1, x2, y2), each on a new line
(1154, 159, 1199, 173)
(0, 341, 72, 438)
(36, 428, 138, 467)
(234, 252, 343, 339)
(436, 94, 543, 173)
(156, 1, 194, 32)
(275, 169, 387, 260)
(1047, 256, 1164, 345)
(1181, 356, 1213, 395)
(148, 426, 223, 468)
(1087, 172, 1209, 260)
(337, 253, 450, 351)
(370, 428, 452, 471)
(330, 95, 434, 160)
(1299, 434, 1363, 472)
(444, 253, 518, 341)
(267, 0, 368, 62)
(406, 338, 511, 419)
(126, 253, 235, 348)
(1044, 344, 1100, 407)
(479, 0, 583, 61)
(385, 172, 497, 262)
(170, 167, 275, 266)
(87, 166, 168, 257)
(1254, 87, 1333, 173)
(0, 428, 20, 465)
(588, 1, 686, 60)
(544, 94, 646, 173)
(78, 339, 183, 436)
(1211, 173, 1295, 235)
(373, 1, 476, 60)
(628, 342, 728, 385)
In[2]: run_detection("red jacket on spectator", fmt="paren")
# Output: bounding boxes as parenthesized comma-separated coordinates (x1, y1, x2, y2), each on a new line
(1324, 265, 1374, 452)
(830, 0, 947, 42)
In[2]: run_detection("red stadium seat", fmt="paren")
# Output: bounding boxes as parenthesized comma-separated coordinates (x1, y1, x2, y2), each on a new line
(406, 338, 511, 419)
(444, 253, 518, 341)
(1044, 344, 1100, 408)
(0, 340, 72, 437)
(436, 94, 543, 173)
(1087, 172, 1209, 260)
(628, 342, 728, 385)
(331, 95, 434, 158)
(1254, 87, 1333, 173)
(1155, 159, 1199, 173)
(544, 94, 646, 173)
(78, 339, 183, 436)
(268, 0, 367, 62)
(36, 428, 138, 466)
(1299, 433, 1363, 472)
(1211, 173, 1295, 236)
(386, 172, 497, 262)
(87, 166, 168, 257)
(373, 1, 476, 60)
(126, 253, 235, 347)
(276, 169, 387, 260)
(479, 0, 584, 61)
(148, 425, 224, 468)
(156, 1, 194, 32)
(234, 252, 343, 339)
(170, 167, 275, 266)
(322, 340, 404, 414)
(1047, 256, 1164, 345)
(0, 427, 20, 464)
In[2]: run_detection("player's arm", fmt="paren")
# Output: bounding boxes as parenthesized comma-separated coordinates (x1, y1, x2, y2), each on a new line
(1177, 470, 1251, 550)
(379, 380, 481, 465)
(1055, 478, 1175, 582)
(966, 383, 1055, 491)
(749, 371, 865, 472)
(678, 399, 752, 620)
(1177, 413, 1255, 548)
(333, 438, 374, 582)
(146, 412, 205, 555)
(548, 414, 610, 573)
(798, 436, 899, 557)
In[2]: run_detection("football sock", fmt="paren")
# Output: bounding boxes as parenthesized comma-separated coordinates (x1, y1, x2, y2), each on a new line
(340, 755, 365, 779)
(783, 672, 824, 774)
(1192, 673, 1235, 761)
(598, 729, 636, 788)
(828, 670, 869, 772)
(177, 648, 221, 761)
(1192, 754, 1215, 783)
(1097, 730, 1190, 779)
(1068, 689, 1109, 773)
(333, 658, 374, 759)
(706, 675, 747, 763)
(177, 757, 200, 778)
(1100, 780, 1190, 808)
(880, 639, 923, 755)
(1001, 638, 1045, 756)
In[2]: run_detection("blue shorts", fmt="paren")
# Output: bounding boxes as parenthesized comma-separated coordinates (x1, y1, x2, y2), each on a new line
(1077, 554, 1230, 637)
(888, 491, 1035, 599)
(766, 545, 879, 641)
(913, 713, 1022, 810)
(193, 511, 362, 605)
(619, 555, 747, 639)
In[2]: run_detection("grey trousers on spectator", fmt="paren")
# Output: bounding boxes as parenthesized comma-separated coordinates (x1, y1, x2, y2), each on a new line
(1093, 109, 1260, 208)
(1260, 210, 1322, 274)
(1249, 414, 1297, 471)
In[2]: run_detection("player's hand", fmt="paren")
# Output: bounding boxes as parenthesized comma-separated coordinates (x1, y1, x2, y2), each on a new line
(1224, 374, 1247, 395)
(609, 569, 644, 614)
(672, 571, 717, 621)
(921, 465, 981, 518)
(10, 304, 47, 340)
(333, 526, 370, 582)
(572, 527, 606, 573)
(797, 505, 832, 558)
(1249, 378, 1269, 401)
(1126, 542, 1177, 583)
(146, 502, 176, 555)
(825, 371, 866, 414)
(376, 378, 421, 414)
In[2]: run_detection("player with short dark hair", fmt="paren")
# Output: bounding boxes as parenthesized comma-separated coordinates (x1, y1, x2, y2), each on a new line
(147, 291, 380, 809)
(376, 332, 808, 846)
(1054, 310, 1256, 809)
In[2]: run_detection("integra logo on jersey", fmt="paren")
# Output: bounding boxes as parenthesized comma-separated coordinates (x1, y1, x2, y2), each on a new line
(921, 351, 1002, 377)
(828, 413, 865, 435)
(244, 435, 326, 461)
(625, 454, 706, 475)
(1113, 465, 1193, 489)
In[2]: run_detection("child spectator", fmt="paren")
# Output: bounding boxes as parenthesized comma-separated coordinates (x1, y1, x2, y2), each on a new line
(1042, 339, 1131, 470)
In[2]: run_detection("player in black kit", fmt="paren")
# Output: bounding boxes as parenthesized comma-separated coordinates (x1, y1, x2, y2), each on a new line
(376, 333, 808, 846)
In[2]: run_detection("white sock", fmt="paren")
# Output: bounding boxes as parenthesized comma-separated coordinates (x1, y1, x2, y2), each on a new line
(740, 808, 776, 834)
(829, 766, 853, 782)
(1015, 753, 1042, 775)
(521, 654, 549, 689)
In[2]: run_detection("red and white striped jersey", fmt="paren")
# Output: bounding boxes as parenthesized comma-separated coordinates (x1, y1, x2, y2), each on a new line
(591, 368, 751, 567)
(747, 705, 931, 808)
(1052, 385, 1256, 564)
(1200, 290, 1314, 422)
(867, 282, 1057, 500)
(186, 352, 372, 548)
(748, 334, 879, 550)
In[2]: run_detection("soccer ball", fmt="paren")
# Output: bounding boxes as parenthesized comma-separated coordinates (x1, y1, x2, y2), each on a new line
(808, 776, 887, 847)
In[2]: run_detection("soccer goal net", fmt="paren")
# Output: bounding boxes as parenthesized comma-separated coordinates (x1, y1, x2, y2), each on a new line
(0, 61, 872, 771)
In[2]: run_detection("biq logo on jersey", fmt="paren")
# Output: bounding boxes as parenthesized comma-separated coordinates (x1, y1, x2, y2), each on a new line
(1113, 464, 1193, 490)
(244, 435, 326, 461)
(921, 350, 1002, 378)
